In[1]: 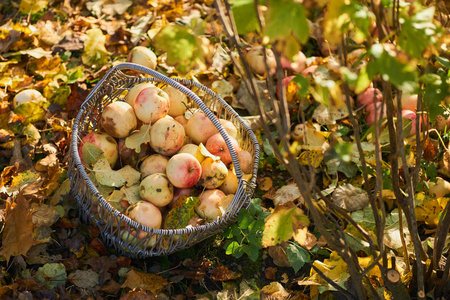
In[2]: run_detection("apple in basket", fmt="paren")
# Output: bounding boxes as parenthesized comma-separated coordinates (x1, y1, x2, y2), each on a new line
(150, 117, 186, 156)
(101, 101, 137, 138)
(126, 201, 162, 239)
(178, 143, 205, 163)
(219, 118, 238, 139)
(195, 189, 227, 222)
(166, 153, 202, 189)
(237, 150, 253, 174)
(78, 131, 118, 168)
(133, 85, 170, 124)
(198, 157, 228, 189)
(205, 133, 240, 164)
(186, 111, 219, 145)
(140, 154, 169, 178)
(163, 86, 189, 117)
(125, 82, 154, 107)
(139, 173, 174, 207)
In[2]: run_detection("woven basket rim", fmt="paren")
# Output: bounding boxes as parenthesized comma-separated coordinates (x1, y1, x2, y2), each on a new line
(68, 63, 260, 254)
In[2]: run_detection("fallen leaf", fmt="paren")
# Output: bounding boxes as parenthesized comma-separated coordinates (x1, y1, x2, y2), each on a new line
(0, 192, 35, 263)
(94, 158, 140, 187)
(68, 269, 100, 289)
(261, 282, 290, 298)
(211, 265, 241, 281)
(19, 0, 49, 13)
(312, 103, 349, 125)
(82, 28, 110, 67)
(258, 177, 273, 191)
(265, 267, 277, 280)
(122, 269, 168, 294)
(35, 262, 67, 289)
(267, 242, 291, 267)
(31, 203, 61, 227)
(274, 183, 303, 206)
(262, 202, 310, 248)
(125, 124, 151, 153)
(332, 183, 369, 212)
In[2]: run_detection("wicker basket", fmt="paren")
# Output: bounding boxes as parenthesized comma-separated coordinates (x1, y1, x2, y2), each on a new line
(68, 63, 260, 258)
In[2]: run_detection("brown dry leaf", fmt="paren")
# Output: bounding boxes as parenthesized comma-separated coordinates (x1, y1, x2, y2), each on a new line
(267, 242, 291, 267)
(274, 183, 303, 206)
(31, 203, 61, 227)
(35, 153, 58, 172)
(265, 267, 277, 280)
(261, 282, 290, 299)
(332, 183, 369, 212)
(122, 269, 168, 294)
(423, 138, 438, 161)
(211, 265, 241, 281)
(0, 284, 19, 298)
(68, 269, 100, 289)
(0, 192, 35, 263)
(293, 226, 318, 250)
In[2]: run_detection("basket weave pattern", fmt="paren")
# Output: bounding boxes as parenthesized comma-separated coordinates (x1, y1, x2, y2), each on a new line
(68, 63, 260, 258)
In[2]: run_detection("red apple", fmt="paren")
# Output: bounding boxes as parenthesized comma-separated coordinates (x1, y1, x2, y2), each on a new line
(126, 201, 162, 238)
(357, 87, 383, 106)
(281, 51, 307, 74)
(301, 65, 318, 76)
(125, 82, 155, 107)
(365, 102, 387, 126)
(205, 133, 240, 164)
(166, 153, 202, 188)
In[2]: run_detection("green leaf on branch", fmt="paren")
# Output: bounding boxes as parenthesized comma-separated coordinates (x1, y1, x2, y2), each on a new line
(154, 24, 205, 74)
(230, 0, 260, 34)
(398, 7, 438, 59)
(264, 0, 309, 58)
(286, 242, 311, 273)
(368, 44, 418, 93)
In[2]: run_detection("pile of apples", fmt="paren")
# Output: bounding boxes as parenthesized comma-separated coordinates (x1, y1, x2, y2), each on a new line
(77, 82, 253, 241)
